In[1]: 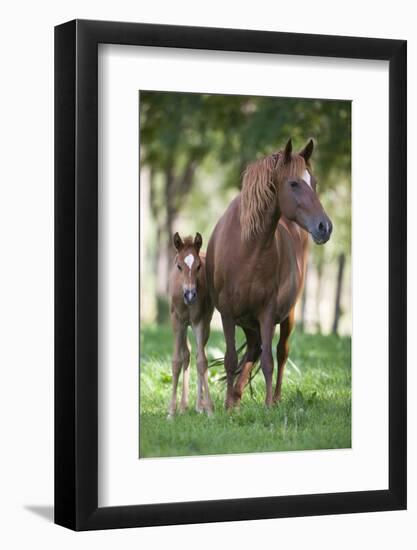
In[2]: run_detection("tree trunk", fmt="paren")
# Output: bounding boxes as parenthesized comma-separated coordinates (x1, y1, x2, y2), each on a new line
(165, 165, 176, 293)
(332, 253, 346, 335)
(155, 225, 168, 297)
(299, 262, 309, 332)
(315, 258, 323, 334)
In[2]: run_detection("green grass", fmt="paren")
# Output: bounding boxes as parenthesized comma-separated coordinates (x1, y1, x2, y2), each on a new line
(140, 324, 351, 458)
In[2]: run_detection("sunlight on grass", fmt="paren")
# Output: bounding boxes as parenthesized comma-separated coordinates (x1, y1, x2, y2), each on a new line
(139, 324, 351, 458)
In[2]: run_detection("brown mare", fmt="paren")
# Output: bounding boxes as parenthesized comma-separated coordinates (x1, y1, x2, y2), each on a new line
(168, 232, 214, 418)
(206, 139, 332, 408)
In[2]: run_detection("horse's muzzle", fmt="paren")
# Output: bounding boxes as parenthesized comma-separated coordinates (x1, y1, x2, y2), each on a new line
(312, 217, 333, 245)
(183, 289, 197, 305)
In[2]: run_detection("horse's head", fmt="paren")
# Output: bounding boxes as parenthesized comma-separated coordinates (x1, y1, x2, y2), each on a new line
(276, 139, 332, 244)
(173, 232, 203, 305)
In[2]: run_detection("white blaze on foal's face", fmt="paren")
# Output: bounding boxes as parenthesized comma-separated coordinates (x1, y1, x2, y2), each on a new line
(302, 169, 311, 188)
(181, 252, 198, 305)
(184, 253, 194, 272)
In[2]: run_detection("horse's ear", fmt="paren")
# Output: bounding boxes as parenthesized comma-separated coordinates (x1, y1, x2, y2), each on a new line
(283, 138, 292, 163)
(194, 232, 203, 253)
(173, 232, 183, 251)
(299, 139, 314, 162)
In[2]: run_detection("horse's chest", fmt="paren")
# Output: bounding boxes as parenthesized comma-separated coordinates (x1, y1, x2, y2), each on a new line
(275, 277, 297, 322)
(273, 253, 299, 321)
(171, 297, 206, 327)
(221, 254, 298, 322)
(220, 270, 276, 318)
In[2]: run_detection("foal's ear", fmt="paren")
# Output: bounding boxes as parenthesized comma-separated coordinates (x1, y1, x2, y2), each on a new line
(299, 139, 314, 162)
(283, 138, 293, 163)
(194, 232, 203, 253)
(173, 232, 183, 251)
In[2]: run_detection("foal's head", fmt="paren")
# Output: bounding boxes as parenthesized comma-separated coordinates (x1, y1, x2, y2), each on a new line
(173, 232, 203, 306)
(241, 139, 333, 244)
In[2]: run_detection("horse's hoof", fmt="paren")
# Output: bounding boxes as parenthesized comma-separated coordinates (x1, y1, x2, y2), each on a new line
(273, 394, 282, 405)
(225, 400, 237, 411)
(232, 391, 242, 405)
(167, 413, 175, 420)
(233, 396, 242, 408)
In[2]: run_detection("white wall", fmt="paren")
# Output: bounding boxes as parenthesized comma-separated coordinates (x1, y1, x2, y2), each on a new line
(0, 1, 415, 547)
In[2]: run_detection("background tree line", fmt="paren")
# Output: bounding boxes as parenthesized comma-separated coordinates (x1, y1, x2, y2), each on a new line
(140, 91, 351, 335)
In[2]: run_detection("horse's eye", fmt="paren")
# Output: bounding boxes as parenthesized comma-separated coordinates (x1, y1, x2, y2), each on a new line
(197, 264, 201, 271)
(177, 264, 182, 271)
(290, 181, 298, 188)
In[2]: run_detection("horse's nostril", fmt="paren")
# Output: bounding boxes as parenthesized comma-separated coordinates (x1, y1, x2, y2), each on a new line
(318, 222, 325, 232)
(184, 289, 197, 303)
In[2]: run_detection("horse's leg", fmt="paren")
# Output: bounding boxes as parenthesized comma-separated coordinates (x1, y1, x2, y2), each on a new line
(195, 362, 204, 413)
(233, 326, 261, 404)
(193, 320, 214, 415)
(203, 321, 214, 415)
(221, 314, 238, 409)
(258, 308, 276, 407)
(179, 331, 191, 412)
(168, 319, 187, 418)
(193, 321, 204, 413)
(273, 309, 295, 404)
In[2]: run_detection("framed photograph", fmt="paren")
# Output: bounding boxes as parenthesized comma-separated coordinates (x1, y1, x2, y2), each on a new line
(55, 20, 406, 530)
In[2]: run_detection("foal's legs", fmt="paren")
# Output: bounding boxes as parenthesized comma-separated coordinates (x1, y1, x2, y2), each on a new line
(168, 319, 188, 418)
(179, 334, 191, 412)
(221, 314, 238, 409)
(273, 309, 295, 404)
(192, 320, 214, 415)
(258, 308, 276, 407)
(233, 326, 262, 404)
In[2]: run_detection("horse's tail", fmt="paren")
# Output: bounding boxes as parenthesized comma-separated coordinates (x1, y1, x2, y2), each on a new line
(208, 341, 262, 398)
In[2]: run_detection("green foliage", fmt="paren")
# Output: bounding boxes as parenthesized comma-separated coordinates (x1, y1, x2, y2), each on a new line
(140, 91, 351, 188)
(139, 325, 351, 458)
(140, 91, 351, 254)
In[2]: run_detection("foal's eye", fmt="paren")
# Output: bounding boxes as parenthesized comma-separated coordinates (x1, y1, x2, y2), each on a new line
(177, 264, 182, 271)
(290, 180, 298, 188)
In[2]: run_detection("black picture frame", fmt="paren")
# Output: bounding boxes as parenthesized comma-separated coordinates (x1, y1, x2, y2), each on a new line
(55, 19, 407, 531)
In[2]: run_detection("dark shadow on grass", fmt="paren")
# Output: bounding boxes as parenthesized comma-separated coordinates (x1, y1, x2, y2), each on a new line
(24, 505, 54, 523)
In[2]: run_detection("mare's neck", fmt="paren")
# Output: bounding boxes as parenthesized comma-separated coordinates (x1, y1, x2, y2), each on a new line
(278, 217, 310, 286)
(259, 201, 282, 244)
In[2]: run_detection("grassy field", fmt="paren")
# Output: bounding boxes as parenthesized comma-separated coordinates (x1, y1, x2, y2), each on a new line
(139, 324, 351, 458)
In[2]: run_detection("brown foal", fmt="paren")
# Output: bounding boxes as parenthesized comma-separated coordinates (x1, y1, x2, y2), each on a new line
(206, 139, 333, 408)
(168, 232, 214, 418)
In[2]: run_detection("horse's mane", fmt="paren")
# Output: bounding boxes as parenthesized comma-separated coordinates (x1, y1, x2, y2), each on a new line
(240, 151, 306, 241)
